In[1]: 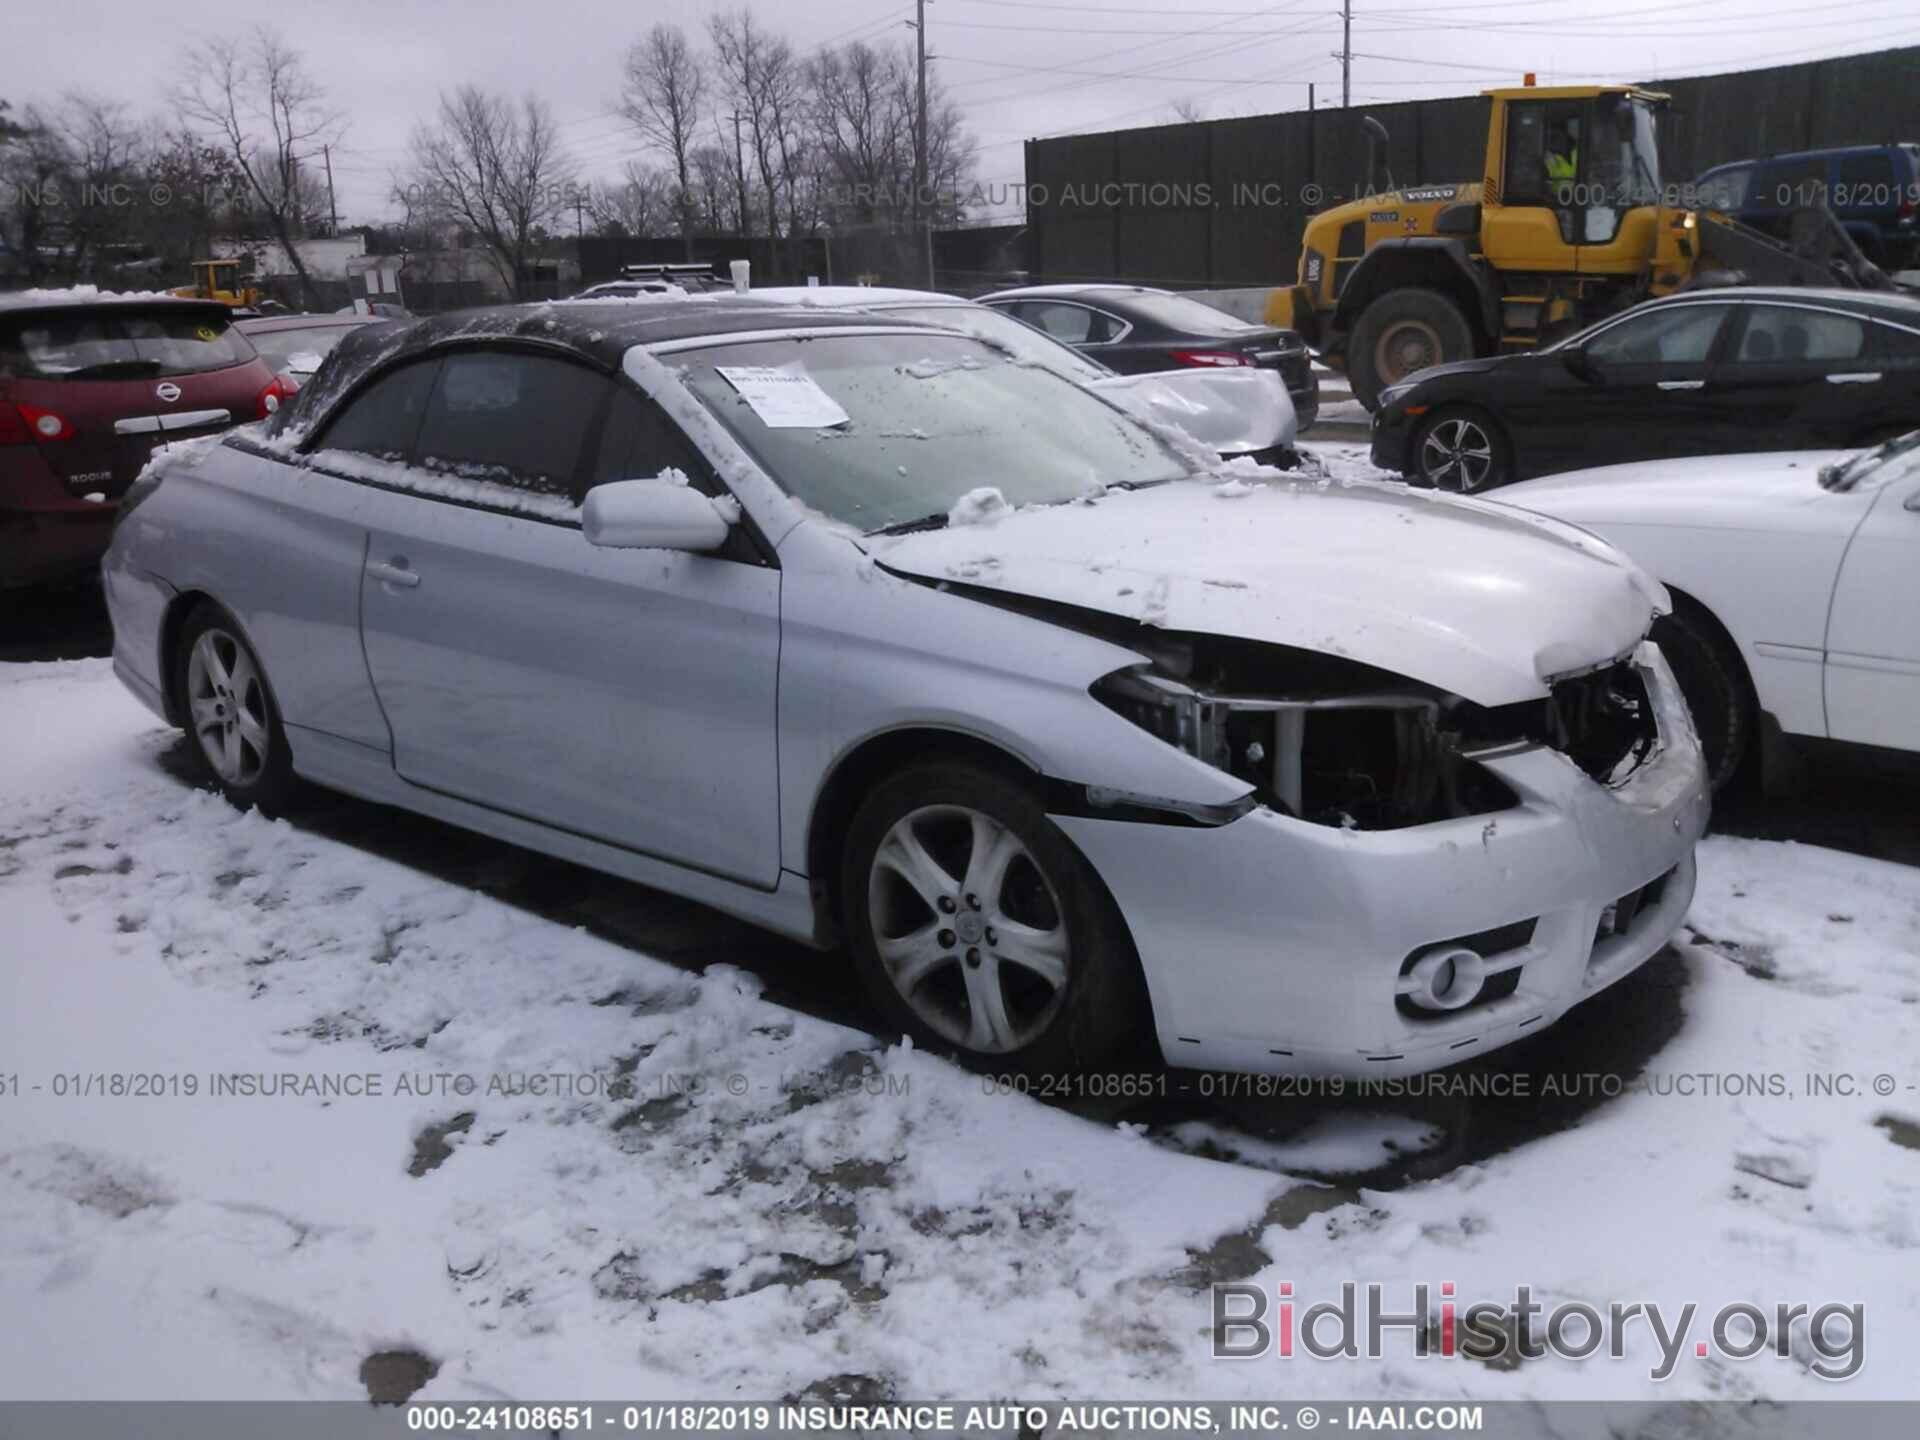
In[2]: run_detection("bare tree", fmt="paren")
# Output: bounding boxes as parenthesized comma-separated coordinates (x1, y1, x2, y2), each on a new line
(688, 142, 736, 234)
(49, 95, 148, 277)
(620, 24, 706, 257)
(588, 162, 674, 237)
(177, 28, 340, 307)
(0, 103, 67, 283)
(140, 127, 243, 271)
(810, 42, 909, 224)
(1168, 97, 1207, 125)
(403, 86, 574, 299)
(709, 9, 792, 272)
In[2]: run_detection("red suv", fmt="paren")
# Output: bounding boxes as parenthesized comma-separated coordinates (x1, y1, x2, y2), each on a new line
(2, 294, 289, 588)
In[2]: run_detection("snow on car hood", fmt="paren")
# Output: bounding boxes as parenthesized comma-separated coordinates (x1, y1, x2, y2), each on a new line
(1499, 448, 1861, 535)
(1088, 367, 1296, 454)
(871, 474, 1666, 706)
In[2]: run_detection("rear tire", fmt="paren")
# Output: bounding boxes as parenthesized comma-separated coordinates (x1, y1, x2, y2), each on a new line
(841, 760, 1148, 1077)
(1651, 602, 1753, 792)
(1348, 287, 1475, 410)
(172, 602, 299, 815)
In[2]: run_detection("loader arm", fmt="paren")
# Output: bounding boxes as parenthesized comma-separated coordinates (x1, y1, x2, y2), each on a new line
(1688, 205, 1913, 294)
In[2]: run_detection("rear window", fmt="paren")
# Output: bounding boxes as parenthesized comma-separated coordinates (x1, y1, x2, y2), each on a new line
(244, 324, 364, 371)
(1100, 290, 1261, 337)
(0, 307, 257, 380)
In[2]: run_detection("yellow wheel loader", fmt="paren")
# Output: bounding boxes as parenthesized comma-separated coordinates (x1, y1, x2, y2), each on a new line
(171, 258, 264, 310)
(1267, 82, 1909, 409)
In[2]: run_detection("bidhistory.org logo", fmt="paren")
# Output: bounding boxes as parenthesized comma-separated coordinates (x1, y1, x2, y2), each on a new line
(1212, 1281, 1864, 1381)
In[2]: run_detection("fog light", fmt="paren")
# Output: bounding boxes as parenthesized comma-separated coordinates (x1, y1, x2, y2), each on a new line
(1404, 945, 1486, 1012)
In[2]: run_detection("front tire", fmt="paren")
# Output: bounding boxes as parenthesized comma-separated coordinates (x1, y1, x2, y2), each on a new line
(841, 761, 1147, 1076)
(173, 602, 298, 814)
(1652, 603, 1753, 792)
(1348, 287, 1475, 410)
(1411, 406, 1512, 493)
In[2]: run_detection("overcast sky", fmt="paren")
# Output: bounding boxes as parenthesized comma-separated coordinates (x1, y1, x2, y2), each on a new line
(5, 0, 1918, 226)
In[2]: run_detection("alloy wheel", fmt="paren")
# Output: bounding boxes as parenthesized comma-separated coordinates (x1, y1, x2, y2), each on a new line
(1420, 417, 1496, 492)
(865, 804, 1071, 1054)
(187, 628, 271, 786)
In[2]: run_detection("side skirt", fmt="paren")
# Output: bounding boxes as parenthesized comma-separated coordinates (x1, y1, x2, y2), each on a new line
(284, 724, 831, 949)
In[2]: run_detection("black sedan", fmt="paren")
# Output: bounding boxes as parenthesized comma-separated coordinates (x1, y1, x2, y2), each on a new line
(1371, 287, 1920, 492)
(978, 284, 1319, 429)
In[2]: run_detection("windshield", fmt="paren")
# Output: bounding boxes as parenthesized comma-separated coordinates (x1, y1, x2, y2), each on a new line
(1, 307, 256, 379)
(245, 323, 364, 372)
(674, 332, 1188, 532)
(1819, 428, 1920, 491)
(1099, 290, 1262, 337)
(876, 303, 1111, 383)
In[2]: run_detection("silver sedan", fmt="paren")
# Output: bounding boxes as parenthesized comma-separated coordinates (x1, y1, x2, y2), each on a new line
(103, 299, 1707, 1078)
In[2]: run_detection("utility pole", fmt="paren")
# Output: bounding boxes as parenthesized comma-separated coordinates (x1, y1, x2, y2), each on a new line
(1341, 0, 1352, 110)
(730, 111, 748, 237)
(322, 143, 339, 237)
(909, 0, 934, 286)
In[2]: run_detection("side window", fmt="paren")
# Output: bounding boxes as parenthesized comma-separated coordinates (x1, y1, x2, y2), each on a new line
(413, 351, 606, 507)
(1754, 157, 1828, 213)
(1835, 152, 1894, 208)
(319, 358, 441, 459)
(1585, 305, 1726, 366)
(586, 387, 713, 499)
(1734, 306, 1868, 364)
(589, 385, 764, 567)
(1505, 100, 1583, 205)
(1872, 323, 1920, 364)
(1020, 302, 1103, 344)
(1696, 165, 1751, 211)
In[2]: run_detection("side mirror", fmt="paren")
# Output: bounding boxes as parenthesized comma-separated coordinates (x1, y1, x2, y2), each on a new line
(583, 478, 733, 552)
(1560, 345, 1598, 382)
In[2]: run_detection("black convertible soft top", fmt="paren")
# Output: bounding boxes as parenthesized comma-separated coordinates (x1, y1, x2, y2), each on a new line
(271, 297, 934, 444)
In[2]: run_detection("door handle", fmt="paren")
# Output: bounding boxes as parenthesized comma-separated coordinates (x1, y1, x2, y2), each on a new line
(1825, 372, 1883, 385)
(1657, 380, 1705, 391)
(368, 559, 420, 589)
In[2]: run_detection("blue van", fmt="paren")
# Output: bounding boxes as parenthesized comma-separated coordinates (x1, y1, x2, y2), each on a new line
(1693, 143, 1920, 270)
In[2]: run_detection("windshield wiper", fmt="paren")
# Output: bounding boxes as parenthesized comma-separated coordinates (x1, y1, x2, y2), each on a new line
(869, 511, 950, 536)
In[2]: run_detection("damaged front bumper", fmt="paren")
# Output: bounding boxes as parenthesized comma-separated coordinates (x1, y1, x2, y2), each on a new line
(1053, 641, 1710, 1078)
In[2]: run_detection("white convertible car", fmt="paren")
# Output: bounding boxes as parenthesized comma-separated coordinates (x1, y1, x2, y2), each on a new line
(1501, 431, 1920, 789)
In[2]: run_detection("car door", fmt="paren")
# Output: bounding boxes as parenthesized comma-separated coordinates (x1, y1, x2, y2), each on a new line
(1824, 452, 1920, 753)
(1705, 302, 1883, 451)
(351, 347, 783, 888)
(1560, 301, 1733, 466)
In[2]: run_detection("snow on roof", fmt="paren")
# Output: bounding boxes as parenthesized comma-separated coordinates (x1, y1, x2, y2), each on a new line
(0, 284, 193, 311)
(974, 282, 1164, 301)
(746, 285, 958, 308)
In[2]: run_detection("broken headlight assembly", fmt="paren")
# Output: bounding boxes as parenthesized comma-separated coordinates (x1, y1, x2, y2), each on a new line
(1091, 640, 1522, 831)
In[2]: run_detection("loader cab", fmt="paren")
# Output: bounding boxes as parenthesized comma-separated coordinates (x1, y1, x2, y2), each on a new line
(1483, 86, 1669, 277)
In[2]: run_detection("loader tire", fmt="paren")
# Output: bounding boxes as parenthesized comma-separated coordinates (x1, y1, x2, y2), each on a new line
(1349, 288, 1475, 410)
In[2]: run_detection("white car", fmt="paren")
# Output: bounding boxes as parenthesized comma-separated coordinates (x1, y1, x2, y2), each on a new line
(747, 285, 1298, 464)
(1500, 431, 1920, 789)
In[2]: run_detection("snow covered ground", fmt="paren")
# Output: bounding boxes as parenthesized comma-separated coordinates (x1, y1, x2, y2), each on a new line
(3, 561, 1919, 1402)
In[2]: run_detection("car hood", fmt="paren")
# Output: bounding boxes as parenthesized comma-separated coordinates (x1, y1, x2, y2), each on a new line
(1389, 354, 1514, 394)
(1088, 366, 1297, 454)
(1500, 448, 1859, 535)
(871, 475, 1665, 706)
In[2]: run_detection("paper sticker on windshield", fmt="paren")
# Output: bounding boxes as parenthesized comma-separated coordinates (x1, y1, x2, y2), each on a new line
(715, 365, 850, 428)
